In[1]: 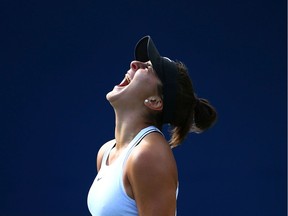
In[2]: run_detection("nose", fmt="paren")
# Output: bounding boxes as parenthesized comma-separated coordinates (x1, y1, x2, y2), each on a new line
(130, 61, 140, 71)
(130, 61, 148, 71)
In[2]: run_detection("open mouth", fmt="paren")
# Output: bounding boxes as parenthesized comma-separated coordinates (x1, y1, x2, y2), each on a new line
(118, 73, 131, 87)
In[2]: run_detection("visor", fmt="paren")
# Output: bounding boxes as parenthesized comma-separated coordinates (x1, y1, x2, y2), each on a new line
(135, 35, 179, 124)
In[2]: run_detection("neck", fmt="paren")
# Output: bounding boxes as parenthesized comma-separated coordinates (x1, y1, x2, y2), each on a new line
(113, 108, 150, 149)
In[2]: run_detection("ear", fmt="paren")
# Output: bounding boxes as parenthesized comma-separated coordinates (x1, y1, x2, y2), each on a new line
(144, 96, 163, 111)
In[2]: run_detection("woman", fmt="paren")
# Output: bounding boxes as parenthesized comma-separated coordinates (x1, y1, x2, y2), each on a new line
(87, 35, 217, 216)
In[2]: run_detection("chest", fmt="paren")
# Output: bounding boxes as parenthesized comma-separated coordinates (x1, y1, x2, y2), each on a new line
(87, 162, 137, 216)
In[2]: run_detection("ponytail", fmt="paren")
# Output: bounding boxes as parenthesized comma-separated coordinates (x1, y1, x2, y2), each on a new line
(168, 62, 217, 148)
(190, 98, 217, 134)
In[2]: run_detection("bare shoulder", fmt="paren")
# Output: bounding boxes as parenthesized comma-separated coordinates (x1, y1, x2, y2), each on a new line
(96, 139, 115, 171)
(126, 132, 178, 215)
(129, 132, 177, 180)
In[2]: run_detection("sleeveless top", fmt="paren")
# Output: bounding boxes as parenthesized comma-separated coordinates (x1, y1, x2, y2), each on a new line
(87, 126, 178, 216)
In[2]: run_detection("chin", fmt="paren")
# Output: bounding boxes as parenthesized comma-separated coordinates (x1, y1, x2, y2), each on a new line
(106, 91, 114, 102)
(106, 83, 128, 101)
(106, 88, 121, 104)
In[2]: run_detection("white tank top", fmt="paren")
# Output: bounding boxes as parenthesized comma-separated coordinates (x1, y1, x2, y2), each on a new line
(87, 126, 177, 216)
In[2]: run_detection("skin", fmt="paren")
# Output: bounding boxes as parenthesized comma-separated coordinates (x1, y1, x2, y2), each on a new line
(97, 61, 178, 216)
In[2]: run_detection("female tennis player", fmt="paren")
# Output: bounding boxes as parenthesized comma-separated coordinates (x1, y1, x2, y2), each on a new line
(87, 35, 217, 216)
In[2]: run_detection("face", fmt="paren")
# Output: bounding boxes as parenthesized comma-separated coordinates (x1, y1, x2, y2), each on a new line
(106, 60, 161, 107)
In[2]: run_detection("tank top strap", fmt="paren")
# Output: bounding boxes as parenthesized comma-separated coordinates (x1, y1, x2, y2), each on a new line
(122, 126, 163, 166)
(101, 139, 116, 168)
(101, 126, 163, 168)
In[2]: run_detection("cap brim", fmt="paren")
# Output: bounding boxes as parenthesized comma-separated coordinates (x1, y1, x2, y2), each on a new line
(134, 36, 164, 81)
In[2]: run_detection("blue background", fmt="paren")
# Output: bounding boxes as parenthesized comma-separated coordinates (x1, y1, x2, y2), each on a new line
(1, 0, 286, 215)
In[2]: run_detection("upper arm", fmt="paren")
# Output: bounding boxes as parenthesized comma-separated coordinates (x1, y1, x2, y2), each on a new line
(127, 134, 178, 216)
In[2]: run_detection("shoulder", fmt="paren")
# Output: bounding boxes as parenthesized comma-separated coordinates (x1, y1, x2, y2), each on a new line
(96, 139, 115, 171)
(128, 132, 177, 177)
(125, 132, 178, 215)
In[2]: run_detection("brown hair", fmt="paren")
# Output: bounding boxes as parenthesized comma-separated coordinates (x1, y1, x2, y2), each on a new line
(145, 61, 217, 147)
(168, 62, 217, 148)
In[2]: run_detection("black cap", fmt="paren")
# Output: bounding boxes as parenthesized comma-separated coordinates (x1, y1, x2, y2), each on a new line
(134, 35, 179, 124)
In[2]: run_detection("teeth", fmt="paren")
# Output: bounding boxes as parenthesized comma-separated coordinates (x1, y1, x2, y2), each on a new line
(118, 74, 131, 87)
(126, 74, 131, 83)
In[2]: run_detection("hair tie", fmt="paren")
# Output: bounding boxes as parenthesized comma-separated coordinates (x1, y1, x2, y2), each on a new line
(190, 96, 203, 133)
(194, 96, 200, 109)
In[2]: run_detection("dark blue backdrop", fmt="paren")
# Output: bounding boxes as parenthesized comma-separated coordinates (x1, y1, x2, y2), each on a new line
(1, 0, 286, 215)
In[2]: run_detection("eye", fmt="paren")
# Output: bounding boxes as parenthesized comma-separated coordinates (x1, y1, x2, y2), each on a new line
(146, 63, 152, 68)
